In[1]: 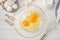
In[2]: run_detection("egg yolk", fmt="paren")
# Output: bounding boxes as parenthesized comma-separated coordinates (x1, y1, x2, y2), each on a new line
(22, 11, 39, 28)
(22, 20, 30, 27)
(29, 12, 39, 23)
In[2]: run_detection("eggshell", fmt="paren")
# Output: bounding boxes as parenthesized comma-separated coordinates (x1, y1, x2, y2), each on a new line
(6, 6, 13, 12)
(12, 4, 18, 10)
(4, 2, 9, 8)
(4, 0, 15, 6)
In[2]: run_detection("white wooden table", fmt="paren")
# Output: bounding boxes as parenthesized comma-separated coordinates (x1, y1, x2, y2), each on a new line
(0, 0, 60, 40)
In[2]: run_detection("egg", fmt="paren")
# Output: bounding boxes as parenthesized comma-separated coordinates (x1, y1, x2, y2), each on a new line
(12, 4, 18, 10)
(28, 12, 39, 23)
(21, 11, 40, 32)
(6, 6, 13, 12)
(4, 0, 15, 9)
(4, 0, 15, 6)
(22, 20, 30, 27)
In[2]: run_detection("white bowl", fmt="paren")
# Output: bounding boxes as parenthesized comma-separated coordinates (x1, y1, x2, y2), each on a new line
(14, 4, 47, 39)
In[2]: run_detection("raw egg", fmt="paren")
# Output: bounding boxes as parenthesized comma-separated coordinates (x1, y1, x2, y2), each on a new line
(21, 11, 40, 32)
(28, 11, 39, 23)
(22, 20, 30, 27)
